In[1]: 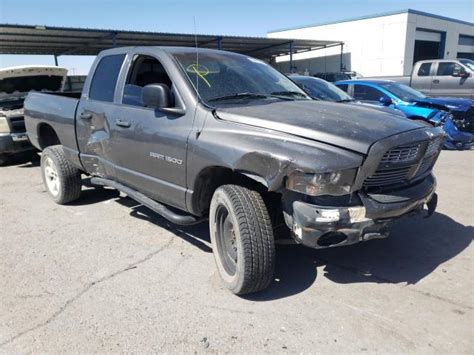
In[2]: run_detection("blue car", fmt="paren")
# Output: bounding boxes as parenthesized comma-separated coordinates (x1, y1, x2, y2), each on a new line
(335, 79, 473, 150)
(290, 75, 406, 118)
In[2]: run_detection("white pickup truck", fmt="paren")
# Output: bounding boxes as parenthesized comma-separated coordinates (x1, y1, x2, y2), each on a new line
(370, 59, 474, 99)
(0, 65, 67, 164)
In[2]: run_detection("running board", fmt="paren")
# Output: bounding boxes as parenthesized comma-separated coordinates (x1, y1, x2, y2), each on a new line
(90, 177, 205, 226)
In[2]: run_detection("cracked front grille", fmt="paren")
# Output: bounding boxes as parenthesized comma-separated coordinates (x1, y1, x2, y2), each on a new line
(363, 136, 443, 189)
(380, 142, 421, 164)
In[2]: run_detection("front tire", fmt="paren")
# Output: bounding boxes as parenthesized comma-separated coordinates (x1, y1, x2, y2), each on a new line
(41, 145, 81, 204)
(209, 185, 275, 295)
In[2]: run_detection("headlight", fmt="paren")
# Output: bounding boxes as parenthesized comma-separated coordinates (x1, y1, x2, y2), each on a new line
(0, 116, 10, 134)
(286, 169, 357, 196)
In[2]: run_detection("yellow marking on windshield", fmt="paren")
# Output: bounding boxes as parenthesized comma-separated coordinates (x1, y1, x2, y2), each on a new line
(187, 64, 211, 88)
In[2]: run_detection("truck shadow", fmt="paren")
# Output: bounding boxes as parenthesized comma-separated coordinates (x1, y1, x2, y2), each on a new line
(115, 197, 212, 253)
(248, 212, 472, 301)
(69, 186, 472, 301)
(2, 151, 40, 167)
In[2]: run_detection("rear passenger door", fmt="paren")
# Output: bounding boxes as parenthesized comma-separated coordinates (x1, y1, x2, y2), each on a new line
(76, 52, 126, 178)
(413, 62, 434, 95)
(430, 61, 469, 97)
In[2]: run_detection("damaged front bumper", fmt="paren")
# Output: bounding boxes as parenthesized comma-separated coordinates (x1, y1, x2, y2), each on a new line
(282, 174, 437, 249)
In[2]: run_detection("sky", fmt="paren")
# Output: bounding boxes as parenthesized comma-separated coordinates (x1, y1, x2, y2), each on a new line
(0, 0, 473, 74)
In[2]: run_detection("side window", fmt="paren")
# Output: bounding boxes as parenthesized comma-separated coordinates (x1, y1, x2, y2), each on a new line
(337, 84, 348, 92)
(436, 62, 461, 76)
(417, 63, 432, 77)
(353, 85, 386, 102)
(122, 55, 174, 107)
(89, 54, 125, 102)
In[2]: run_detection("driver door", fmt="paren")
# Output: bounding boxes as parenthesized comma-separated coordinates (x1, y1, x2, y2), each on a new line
(109, 52, 193, 210)
(430, 61, 471, 98)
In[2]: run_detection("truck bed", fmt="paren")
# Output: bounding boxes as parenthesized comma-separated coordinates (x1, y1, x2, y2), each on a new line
(24, 91, 80, 156)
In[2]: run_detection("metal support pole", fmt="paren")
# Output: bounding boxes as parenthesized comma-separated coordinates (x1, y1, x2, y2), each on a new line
(216, 37, 222, 50)
(54, 54, 58, 66)
(112, 32, 117, 47)
(340, 43, 344, 71)
(289, 41, 293, 73)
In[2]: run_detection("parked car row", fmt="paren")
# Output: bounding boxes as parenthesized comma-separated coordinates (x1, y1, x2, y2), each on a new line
(289, 75, 473, 150)
(21, 46, 446, 295)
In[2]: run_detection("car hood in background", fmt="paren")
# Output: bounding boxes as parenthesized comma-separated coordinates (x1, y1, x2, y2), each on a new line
(415, 97, 473, 111)
(216, 100, 422, 154)
(349, 101, 406, 117)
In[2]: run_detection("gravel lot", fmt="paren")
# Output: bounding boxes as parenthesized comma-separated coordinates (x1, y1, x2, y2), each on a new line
(0, 150, 472, 353)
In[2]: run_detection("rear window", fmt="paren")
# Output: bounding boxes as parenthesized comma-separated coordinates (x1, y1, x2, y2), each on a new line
(89, 54, 125, 102)
(417, 63, 432, 77)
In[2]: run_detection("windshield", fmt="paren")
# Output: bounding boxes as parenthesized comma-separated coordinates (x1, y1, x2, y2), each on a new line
(379, 82, 426, 102)
(173, 51, 309, 105)
(293, 77, 352, 102)
(459, 59, 474, 71)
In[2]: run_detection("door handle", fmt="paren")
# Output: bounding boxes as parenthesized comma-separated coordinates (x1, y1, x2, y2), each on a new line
(432, 79, 440, 84)
(115, 119, 131, 128)
(80, 112, 92, 120)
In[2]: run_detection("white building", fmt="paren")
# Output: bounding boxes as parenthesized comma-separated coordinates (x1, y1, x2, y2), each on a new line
(268, 9, 474, 76)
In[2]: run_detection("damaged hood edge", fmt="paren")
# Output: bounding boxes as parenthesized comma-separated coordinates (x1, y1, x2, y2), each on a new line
(214, 110, 421, 155)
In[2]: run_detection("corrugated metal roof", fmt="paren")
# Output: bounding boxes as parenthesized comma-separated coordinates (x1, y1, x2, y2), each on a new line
(0, 24, 343, 58)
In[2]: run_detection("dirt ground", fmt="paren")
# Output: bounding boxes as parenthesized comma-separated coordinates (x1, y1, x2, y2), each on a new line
(0, 150, 472, 353)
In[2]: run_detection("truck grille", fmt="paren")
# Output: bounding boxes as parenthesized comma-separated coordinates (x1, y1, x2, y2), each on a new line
(363, 166, 412, 187)
(380, 142, 420, 163)
(363, 136, 443, 189)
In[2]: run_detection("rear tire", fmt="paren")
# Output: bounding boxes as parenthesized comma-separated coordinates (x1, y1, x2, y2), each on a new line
(209, 184, 275, 295)
(41, 145, 81, 204)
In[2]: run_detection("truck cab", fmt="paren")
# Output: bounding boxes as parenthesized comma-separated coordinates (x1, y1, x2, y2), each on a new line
(413, 59, 473, 99)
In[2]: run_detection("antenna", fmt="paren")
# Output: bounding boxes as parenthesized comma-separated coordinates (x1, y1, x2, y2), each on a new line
(193, 16, 200, 101)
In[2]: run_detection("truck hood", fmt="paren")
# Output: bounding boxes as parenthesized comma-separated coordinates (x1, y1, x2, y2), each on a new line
(215, 100, 422, 154)
(414, 97, 473, 112)
(0, 66, 68, 98)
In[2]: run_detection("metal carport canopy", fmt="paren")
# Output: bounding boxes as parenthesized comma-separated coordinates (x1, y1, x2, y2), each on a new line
(0, 24, 343, 59)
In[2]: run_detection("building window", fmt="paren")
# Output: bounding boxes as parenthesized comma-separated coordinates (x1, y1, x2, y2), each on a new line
(458, 35, 474, 46)
(457, 52, 474, 60)
(417, 63, 432, 76)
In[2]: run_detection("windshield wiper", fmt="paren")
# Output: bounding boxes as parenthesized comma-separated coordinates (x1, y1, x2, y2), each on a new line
(208, 93, 269, 102)
(337, 99, 353, 103)
(270, 91, 308, 99)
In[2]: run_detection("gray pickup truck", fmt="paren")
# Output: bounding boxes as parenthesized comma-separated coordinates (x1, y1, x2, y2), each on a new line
(371, 59, 474, 99)
(25, 46, 444, 295)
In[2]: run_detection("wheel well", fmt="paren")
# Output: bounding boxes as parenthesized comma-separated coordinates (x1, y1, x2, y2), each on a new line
(192, 166, 277, 216)
(38, 124, 61, 149)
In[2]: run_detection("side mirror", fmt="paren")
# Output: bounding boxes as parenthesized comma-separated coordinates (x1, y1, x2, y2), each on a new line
(452, 67, 469, 78)
(142, 84, 171, 108)
(379, 96, 392, 106)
